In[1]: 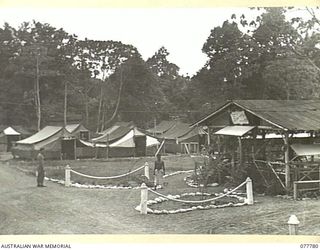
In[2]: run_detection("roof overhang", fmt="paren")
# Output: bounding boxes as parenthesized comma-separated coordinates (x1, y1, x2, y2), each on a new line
(290, 143, 320, 156)
(214, 126, 255, 137)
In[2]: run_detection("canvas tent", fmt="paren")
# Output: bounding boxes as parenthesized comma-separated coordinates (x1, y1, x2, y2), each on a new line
(78, 127, 160, 158)
(65, 124, 90, 140)
(98, 121, 134, 135)
(146, 120, 177, 136)
(178, 126, 206, 154)
(13, 126, 72, 159)
(108, 128, 160, 157)
(92, 124, 133, 144)
(157, 122, 205, 154)
(0, 126, 34, 152)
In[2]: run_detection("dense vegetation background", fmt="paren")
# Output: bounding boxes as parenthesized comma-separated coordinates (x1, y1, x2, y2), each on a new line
(0, 7, 319, 131)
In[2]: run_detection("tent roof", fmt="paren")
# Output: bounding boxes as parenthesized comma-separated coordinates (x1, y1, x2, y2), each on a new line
(192, 100, 320, 131)
(114, 121, 134, 127)
(178, 126, 206, 142)
(65, 124, 89, 134)
(109, 128, 159, 148)
(92, 125, 132, 143)
(147, 120, 177, 134)
(290, 144, 320, 156)
(65, 124, 81, 133)
(99, 125, 120, 135)
(215, 126, 255, 137)
(0, 125, 34, 135)
(17, 126, 64, 145)
(78, 139, 107, 148)
(161, 122, 193, 139)
(3, 127, 20, 135)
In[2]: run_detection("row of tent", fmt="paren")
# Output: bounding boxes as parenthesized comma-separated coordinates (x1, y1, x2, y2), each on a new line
(4, 120, 206, 160)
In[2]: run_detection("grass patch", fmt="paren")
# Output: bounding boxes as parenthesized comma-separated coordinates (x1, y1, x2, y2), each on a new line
(10, 155, 198, 187)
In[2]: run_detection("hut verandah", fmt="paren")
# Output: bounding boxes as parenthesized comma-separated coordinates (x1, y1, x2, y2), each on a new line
(192, 100, 320, 195)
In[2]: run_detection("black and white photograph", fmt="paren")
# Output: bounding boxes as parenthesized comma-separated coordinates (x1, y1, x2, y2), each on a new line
(0, 2, 320, 241)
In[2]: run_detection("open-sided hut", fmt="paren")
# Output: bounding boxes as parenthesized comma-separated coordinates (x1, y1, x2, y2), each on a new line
(191, 100, 320, 192)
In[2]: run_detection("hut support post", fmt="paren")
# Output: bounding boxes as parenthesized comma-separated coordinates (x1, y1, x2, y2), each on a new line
(207, 127, 210, 146)
(238, 137, 243, 169)
(293, 181, 298, 200)
(284, 132, 290, 189)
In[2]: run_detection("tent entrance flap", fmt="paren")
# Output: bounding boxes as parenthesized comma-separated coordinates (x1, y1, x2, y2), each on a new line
(61, 139, 75, 160)
(290, 144, 320, 156)
(214, 126, 255, 137)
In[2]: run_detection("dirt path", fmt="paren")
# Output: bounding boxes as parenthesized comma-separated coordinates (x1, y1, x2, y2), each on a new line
(0, 161, 144, 234)
(0, 159, 320, 235)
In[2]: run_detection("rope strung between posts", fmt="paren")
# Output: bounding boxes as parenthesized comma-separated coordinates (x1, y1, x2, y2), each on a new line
(163, 170, 194, 178)
(69, 165, 145, 180)
(147, 180, 247, 204)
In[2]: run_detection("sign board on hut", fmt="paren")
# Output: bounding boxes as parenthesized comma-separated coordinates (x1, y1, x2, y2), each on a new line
(230, 111, 249, 125)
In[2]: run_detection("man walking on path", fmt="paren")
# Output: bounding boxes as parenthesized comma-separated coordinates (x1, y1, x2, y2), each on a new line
(154, 154, 165, 190)
(36, 148, 45, 187)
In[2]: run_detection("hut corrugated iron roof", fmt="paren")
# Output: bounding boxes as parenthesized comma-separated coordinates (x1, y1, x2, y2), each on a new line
(192, 100, 320, 131)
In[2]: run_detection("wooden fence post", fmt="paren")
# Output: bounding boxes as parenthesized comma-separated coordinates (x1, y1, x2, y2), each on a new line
(140, 183, 148, 215)
(144, 162, 150, 180)
(246, 177, 254, 205)
(288, 215, 300, 235)
(65, 165, 71, 187)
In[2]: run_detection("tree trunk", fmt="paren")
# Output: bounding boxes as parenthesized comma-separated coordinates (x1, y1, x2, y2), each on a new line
(35, 54, 41, 131)
(104, 65, 124, 126)
(64, 81, 68, 127)
(85, 94, 89, 127)
(101, 102, 106, 131)
(96, 81, 103, 133)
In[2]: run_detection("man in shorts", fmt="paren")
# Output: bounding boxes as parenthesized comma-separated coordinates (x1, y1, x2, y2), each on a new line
(154, 154, 165, 190)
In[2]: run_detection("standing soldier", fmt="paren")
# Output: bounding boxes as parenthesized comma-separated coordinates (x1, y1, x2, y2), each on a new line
(154, 154, 165, 190)
(37, 148, 45, 187)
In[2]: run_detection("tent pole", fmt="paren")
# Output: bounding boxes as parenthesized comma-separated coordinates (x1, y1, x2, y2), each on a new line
(106, 134, 109, 159)
(284, 132, 290, 189)
(74, 139, 76, 160)
(207, 127, 210, 146)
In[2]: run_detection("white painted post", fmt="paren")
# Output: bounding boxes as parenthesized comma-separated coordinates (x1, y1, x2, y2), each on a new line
(288, 215, 300, 235)
(246, 177, 254, 205)
(140, 183, 148, 215)
(65, 165, 71, 187)
(144, 162, 150, 180)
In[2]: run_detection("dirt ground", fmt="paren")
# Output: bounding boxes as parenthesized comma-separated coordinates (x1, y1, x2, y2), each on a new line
(1, 153, 320, 235)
